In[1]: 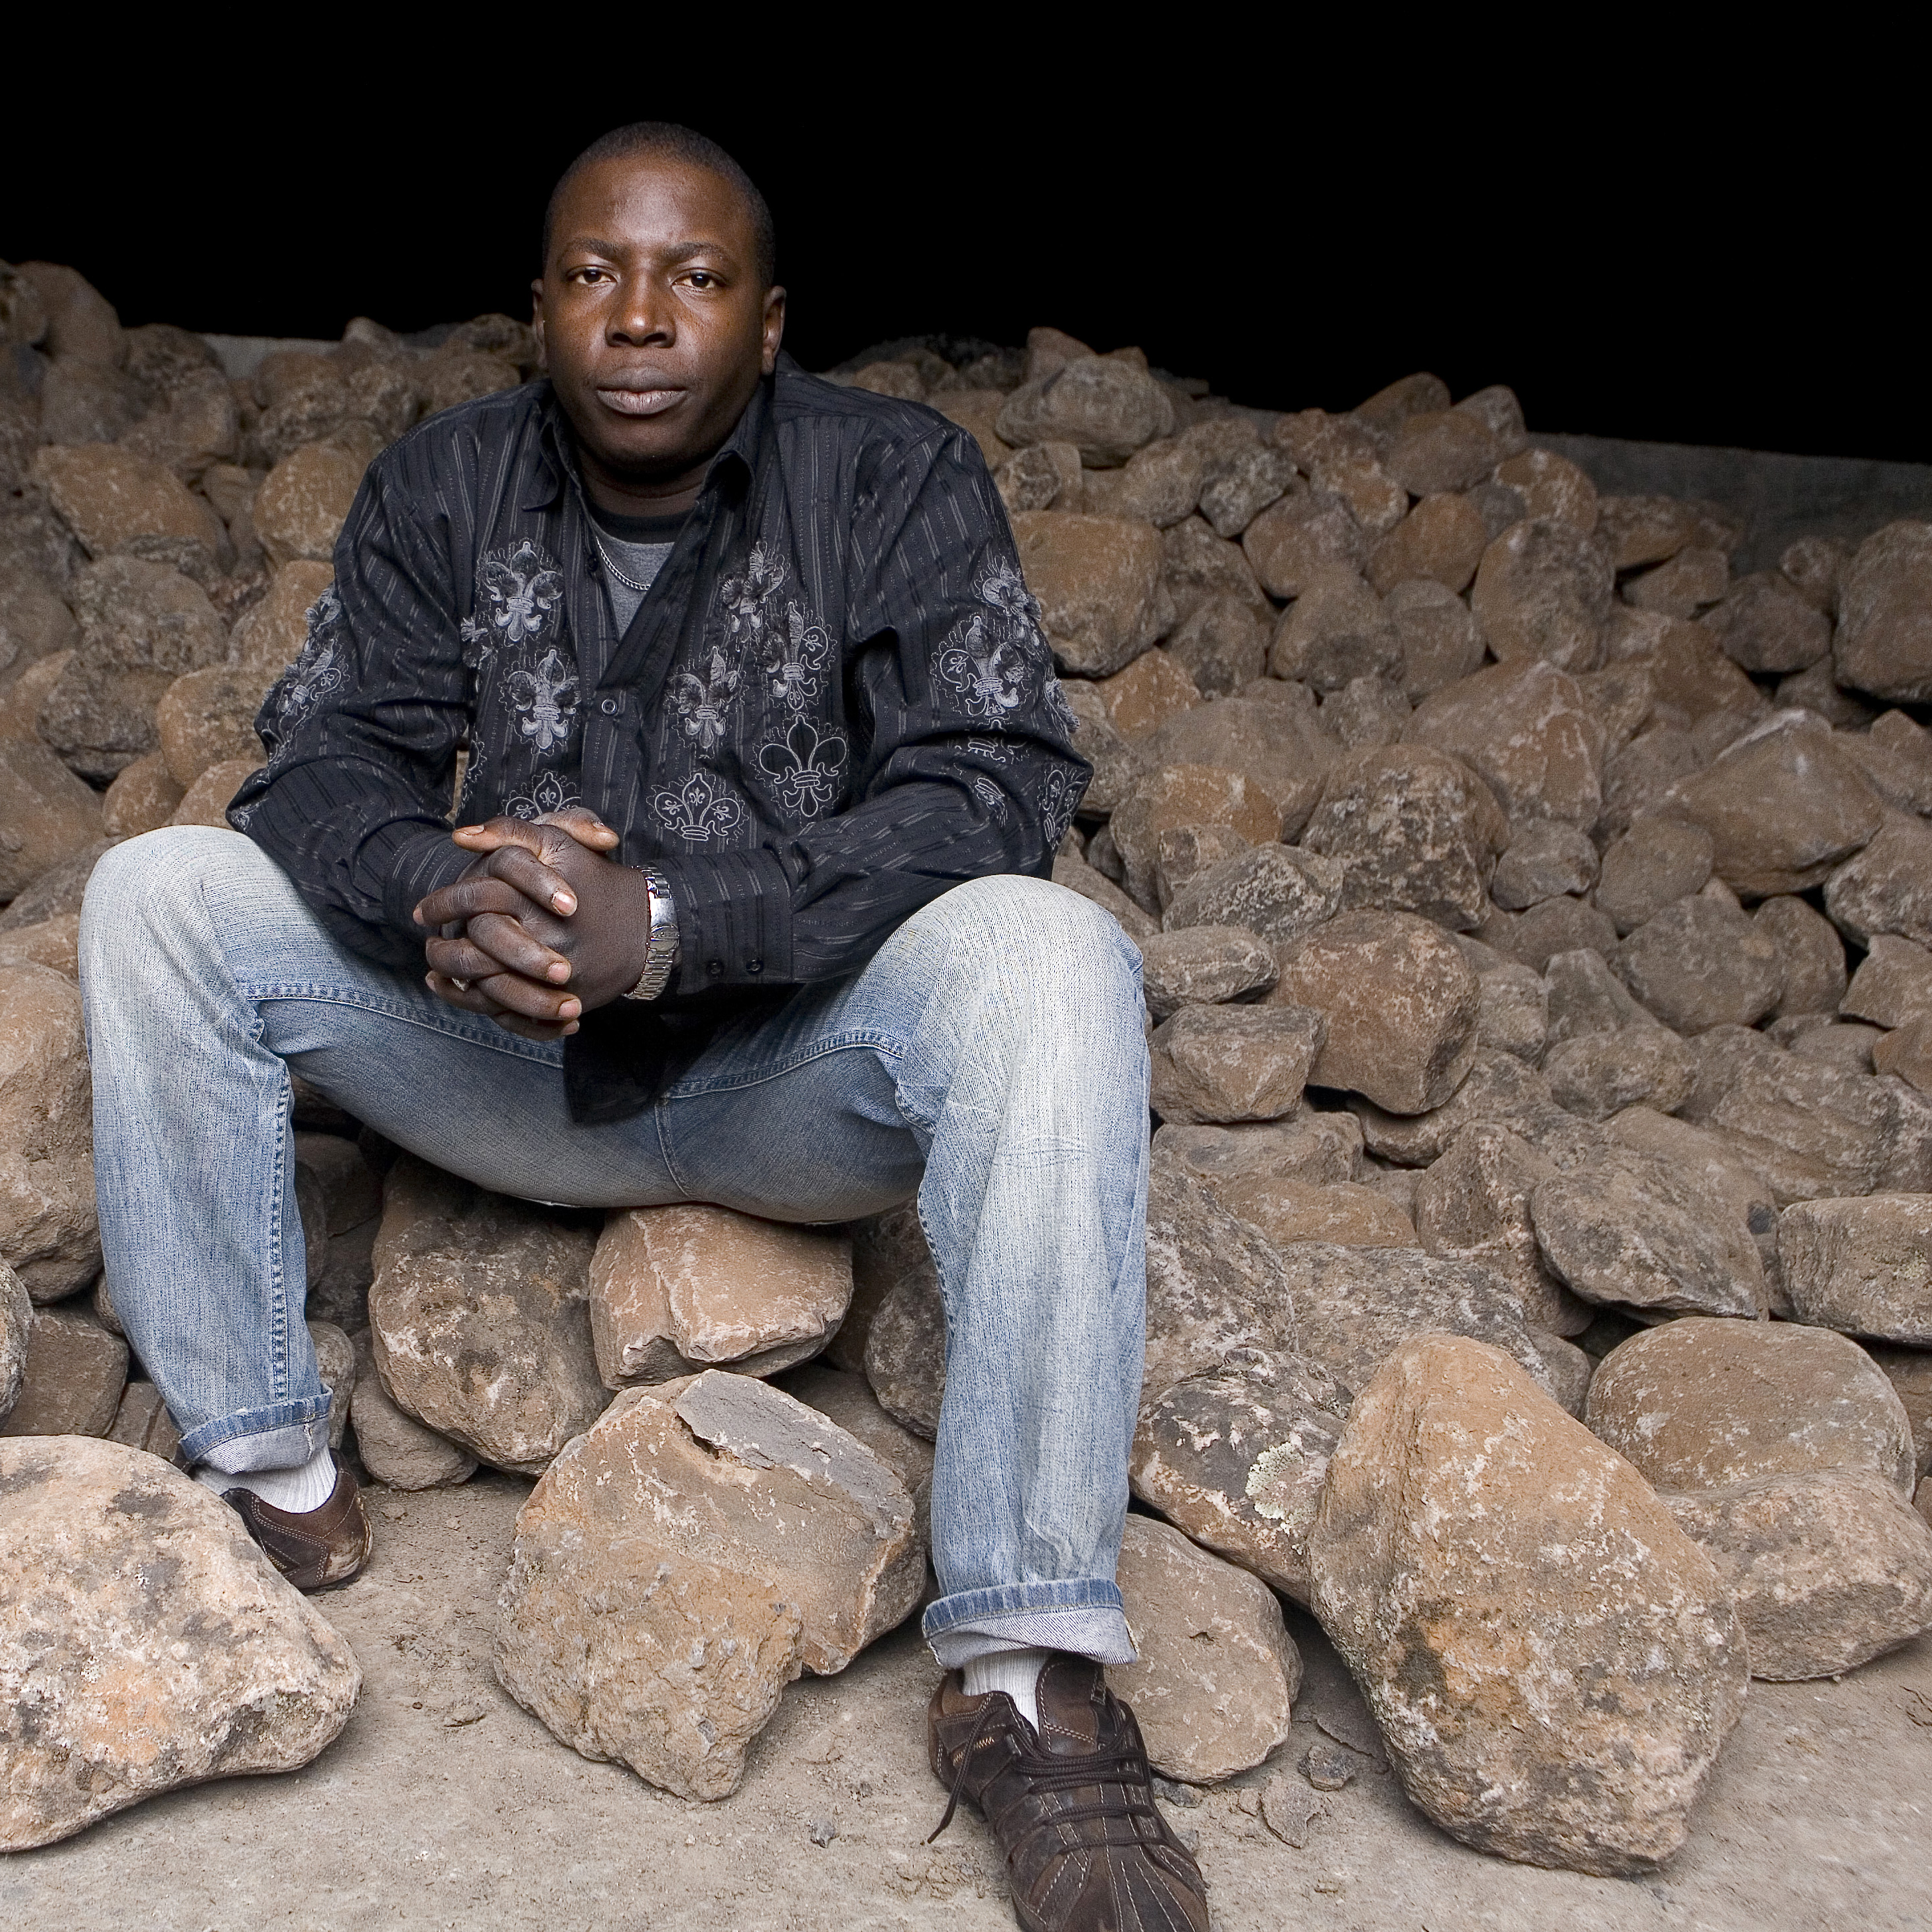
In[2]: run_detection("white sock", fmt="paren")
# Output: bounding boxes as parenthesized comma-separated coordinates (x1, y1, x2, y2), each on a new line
(197, 1444, 336, 1515)
(962, 1647, 1053, 1733)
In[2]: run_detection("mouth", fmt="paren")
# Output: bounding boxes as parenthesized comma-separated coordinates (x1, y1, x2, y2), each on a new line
(594, 385, 686, 418)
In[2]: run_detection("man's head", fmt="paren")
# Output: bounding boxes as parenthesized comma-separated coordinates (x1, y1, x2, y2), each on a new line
(533, 124, 784, 507)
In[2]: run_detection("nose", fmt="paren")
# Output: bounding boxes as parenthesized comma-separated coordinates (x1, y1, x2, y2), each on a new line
(610, 274, 673, 348)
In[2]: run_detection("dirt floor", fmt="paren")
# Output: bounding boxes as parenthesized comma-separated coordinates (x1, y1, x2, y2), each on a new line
(6, 1472, 1929, 1932)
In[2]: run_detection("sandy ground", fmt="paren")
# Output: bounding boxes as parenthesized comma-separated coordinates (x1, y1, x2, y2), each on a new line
(5, 1472, 1929, 1932)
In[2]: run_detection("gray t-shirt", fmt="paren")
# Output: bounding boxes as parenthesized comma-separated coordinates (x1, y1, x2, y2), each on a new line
(587, 505, 685, 633)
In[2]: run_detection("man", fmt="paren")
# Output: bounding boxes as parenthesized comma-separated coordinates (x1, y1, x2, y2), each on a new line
(80, 125, 1208, 1929)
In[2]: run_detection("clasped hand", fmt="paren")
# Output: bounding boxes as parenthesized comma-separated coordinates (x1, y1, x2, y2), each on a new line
(413, 807, 655, 1041)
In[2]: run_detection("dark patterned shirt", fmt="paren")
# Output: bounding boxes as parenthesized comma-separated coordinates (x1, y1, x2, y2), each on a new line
(230, 357, 1089, 1119)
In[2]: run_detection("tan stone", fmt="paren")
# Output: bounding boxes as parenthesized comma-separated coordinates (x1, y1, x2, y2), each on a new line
(1842, 934, 1932, 1030)
(350, 1369, 478, 1490)
(1633, 617, 1768, 728)
(861, 1259, 945, 1439)
(1544, 1027, 1697, 1121)
(1273, 912, 1480, 1115)
(995, 356, 1174, 467)
(253, 442, 366, 568)
(1866, 1342, 1932, 1479)
(1138, 926, 1278, 1019)
(1613, 893, 1782, 1034)
(1242, 491, 1365, 600)
(1365, 492, 1488, 595)
(100, 748, 184, 839)
(1874, 1016, 1932, 1095)
(1162, 595, 1267, 697)
(1111, 1515, 1301, 1785)
(230, 560, 335, 671)
(1777, 1194, 1932, 1344)
(1352, 372, 1450, 433)
(828, 1203, 932, 1378)
(1094, 647, 1198, 739)
(1217, 1176, 1416, 1248)
(587, 1204, 852, 1389)
(928, 388, 1012, 468)
(1490, 819, 1599, 910)
(1160, 843, 1343, 945)
(1162, 515, 1271, 624)
(1385, 410, 1499, 496)
(169, 758, 258, 828)
(1384, 576, 1485, 700)
(1595, 496, 1704, 571)
(1756, 894, 1848, 1016)
(493, 1373, 921, 1800)
(1598, 813, 1716, 937)
(1310, 1335, 1746, 1877)
(1010, 510, 1167, 677)
(1149, 1004, 1324, 1125)
(0, 1261, 25, 1422)
(0, 963, 98, 1301)
(1700, 571, 1832, 675)
(1405, 657, 1604, 827)
(997, 441, 1081, 515)
(1493, 449, 1597, 533)
(1825, 811, 1932, 949)
(1470, 516, 1613, 672)
(0, 653, 71, 742)
(1095, 436, 1208, 529)
(1152, 1113, 1364, 1192)
(0, 1437, 361, 1850)
(0, 915, 79, 980)
(31, 443, 226, 565)
(1267, 568, 1398, 691)
(0, 1304, 127, 1436)
(0, 738, 103, 900)
(156, 665, 271, 788)
(1109, 765, 1284, 910)
(105, 1378, 182, 1462)
(419, 348, 519, 419)
(1586, 1317, 1916, 1495)
(1834, 521, 1932, 703)
(1624, 547, 1730, 618)
(779, 1364, 935, 1533)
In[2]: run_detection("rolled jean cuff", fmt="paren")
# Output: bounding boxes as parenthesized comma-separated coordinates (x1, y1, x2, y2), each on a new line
(923, 1580, 1136, 1669)
(178, 1401, 333, 1474)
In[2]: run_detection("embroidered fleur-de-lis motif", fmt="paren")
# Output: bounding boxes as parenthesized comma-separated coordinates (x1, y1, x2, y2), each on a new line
(717, 541, 787, 652)
(505, 647, 580, 755)
(977, 557, 1041, 630)
(1042, 673, 1079, 742)
(765, 603, 830, 712)
(669, 644, 742, 754)
(937, 609, 1029, 723)
(474, 541, 564, 649)
(1036, 763, 1079, 852)
(758, 717, 848, 819)
(506, 768, 582, 821)
(269, 588, 347, 743)
(654, 768, 745, 843)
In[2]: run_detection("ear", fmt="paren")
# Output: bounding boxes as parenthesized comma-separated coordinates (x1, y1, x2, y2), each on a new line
(530, 278, 547, 372)
(760, 285, 788, 377)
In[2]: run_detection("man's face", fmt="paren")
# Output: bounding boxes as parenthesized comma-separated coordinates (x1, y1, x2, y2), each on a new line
(533, 155, 784, 488)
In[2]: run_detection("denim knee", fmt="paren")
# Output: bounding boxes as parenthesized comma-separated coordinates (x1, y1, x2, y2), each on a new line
(916, 873, 1144, 1012)
(82, 825, 260, 949)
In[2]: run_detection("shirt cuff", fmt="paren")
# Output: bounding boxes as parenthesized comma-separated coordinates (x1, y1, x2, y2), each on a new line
(654, 847, 795, 995)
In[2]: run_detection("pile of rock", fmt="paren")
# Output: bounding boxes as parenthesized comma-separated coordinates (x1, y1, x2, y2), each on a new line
(4, 267, 1932, 1874)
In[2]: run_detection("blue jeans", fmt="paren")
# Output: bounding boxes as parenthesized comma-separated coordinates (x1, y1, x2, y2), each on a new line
(79, 828, 1150, 1668)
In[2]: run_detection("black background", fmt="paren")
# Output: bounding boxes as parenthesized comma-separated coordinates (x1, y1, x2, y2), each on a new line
(3, 56, 1917, 464)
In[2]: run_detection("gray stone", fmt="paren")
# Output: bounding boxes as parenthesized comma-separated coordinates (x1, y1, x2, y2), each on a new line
(1351, 1050, 1603, 1172)
(1778, 1194, 1932, 1344)
(350, 1368, 479, 1491)
(1150, 823, 1253, 912)
(1543, 1028, 1698, 1123)
(0, 1305, 129, 1440)
(0, 964, 99, 1301)
(1268, 571, 1399, 691)
(0, 1261, 27, 1423)
(831, 1202, 931, 1378)
(1385, 576, 1485, 700)
(778, 1364, 935, 1547)
(1051, 851, 1156, 941)
(1541, 945, 1653, 1045)
(1757, 894, 1849, 1016)
(1243, 491, 1367, 601)
(0, 1437, 361, 1850)
(1700, 571, 1832, 675)
(1825, 812, 1932, 949)
(1474, 956, 1551, 1065)
(1163, 595, 1265, 697)
(1469, 516, 1614, 673)
(105, 1378, 182, 1462)
(0, 740, 103, 902)
(1149, 1004, 1324, 1125)
(1318, 673, 1410, 748)
(1140, 698, 1336, 841)
(996, 357, 1175, 467)
(1138, 926, 1278, 1020)
(1215, 1176, 1418, 1250)
(1489, 821, 1599, 912)
(1613, 894, 1782, 1034)
(307, 1318, 353, 1454)
(1842, 934, 1932, 1030)
(1152, 1113, 1363, 1192)
(1161, 844, 1343, 945)
(1600, 729, 1702, 841)
(1866, 1343, 1932, 1481)
(862, 1260, 945, 1440)
(1197, 446, 1298, 539)
(1834, 521, 1932, 703)
(1492, 898, 1622, 977)
(1310, 1335, 1746, 1877)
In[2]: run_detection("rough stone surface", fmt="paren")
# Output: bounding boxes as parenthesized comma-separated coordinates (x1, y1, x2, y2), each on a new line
(1152, 1113, 1363, 1192)
(1663, 1472, 1932, 1681)
(1757, 894, 1849, 1016)
(588, 1205, 852, 1388)
(1142, 695, 1334, 839)
(155, 664, 269, 788)
(251, 442, 364, 567)
(1242, 490, 1365, 600)
(1160, 843, 1343, 945)
(1834, 521, 1932, 703)
(995, 357, 1174, 467)
(1470, 516, 1613, 673)
(1, 1261, 29, 1422)
(1137, 926, 1277, 1019)
(1586, 1318, 1916, 1497)
(1149, 1003, 1324, 1125)
(1613, 894, 1783, 1034)
(1367, 493, 1489, 596)
(368, 1156, 604, 1476)
(0, 1437, 362, 1850)
(1110, 1515, 1300, 1785)
(1406, 657, 1604, 827)
(1109, 765, 1284, 910)
(1543, 1028, 1698, 1123)
(1700, 571, 1832, 674)
(1217, 1176, 1418, 1249)
(1842, 933, 1932, 1030)
(170, 758, 256, 828)
(1778, 1194, 1932, 1344)
(1386, 576, 1486, 700)
(1825, 811, 1932, 949)
(1162, 594, 1266, 697)
(351, 1367, 477, 1491)
(1273, 911, 1480, 1115)
(0, 962, 99, 1301)
(32, 443, 227, 565)
(1010, 510, 1166, 677)
(1093, 648, 1198, 740)
(1352, 1050, 1602, 1173)
(1472, 953, 1551, 1064)
(1489, 820, 1598, 911)
(493, 1373, 921, 1801)
(101, 749, 184, 839)
(0, 738, 102, 901)
(1309, 1335, 1746, 1876)
(861, 1259, 946, 1440)
(1269, 570, 1399, 690)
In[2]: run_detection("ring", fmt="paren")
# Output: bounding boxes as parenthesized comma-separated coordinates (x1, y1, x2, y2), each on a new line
(450, 978, 469, 993)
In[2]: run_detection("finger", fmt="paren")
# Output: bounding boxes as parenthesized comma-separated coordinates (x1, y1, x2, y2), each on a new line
(415, 875, 548, 929)
(425, 932, 572, 987)
(455, 912, 574, 983)
(425, 970, 502, 1015)
(535, 807, 621, 851)
(489, 1011, 580, 1041)
(431, 964, 581, 1024)
(483, 843, 581, 916)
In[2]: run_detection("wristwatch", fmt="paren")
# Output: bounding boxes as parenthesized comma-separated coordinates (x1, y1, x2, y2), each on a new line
(622, 868, 679, 1002)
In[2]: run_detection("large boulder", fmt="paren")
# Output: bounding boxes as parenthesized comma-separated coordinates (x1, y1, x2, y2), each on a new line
(30, 443, 227, 571)
(493, 1373, 922, 1801)
(1824, 811, 1932, 949)
(1612, 893, 1783, 1034)
(252, 441, 365, 568)
(1148, 1004, 1324, 1125)
(0, 739, 103, 900)
(1109, 764, 1284, 910)
(1404, 657, 1605, 827)
(995, 356, 1175, 467)
(0, 962, 99, 1300)
(1833, 520, 1932, 703)
(0, 1437, 361, 1850)
(1309, 1336, 1746, 1876)
(368, 1155, 604, 1475)
(1468, 516, 1614, 673)
(1777, 1194, 1932, 1343)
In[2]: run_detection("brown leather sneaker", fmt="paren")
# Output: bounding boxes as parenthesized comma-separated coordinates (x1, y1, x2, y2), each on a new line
(223, 1462, 372, 1592)
(928, 1655, 1209, 1932)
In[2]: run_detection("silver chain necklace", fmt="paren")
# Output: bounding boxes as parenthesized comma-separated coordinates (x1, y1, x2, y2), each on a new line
(590, 529, 651, 594)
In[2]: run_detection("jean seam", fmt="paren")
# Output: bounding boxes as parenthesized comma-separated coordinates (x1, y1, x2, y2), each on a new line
(233, 981, 566, 1064)
(663, 1030, 903, 1099)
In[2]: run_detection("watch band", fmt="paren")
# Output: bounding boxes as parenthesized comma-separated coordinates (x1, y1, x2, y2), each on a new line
(622, 868, 679, 1002)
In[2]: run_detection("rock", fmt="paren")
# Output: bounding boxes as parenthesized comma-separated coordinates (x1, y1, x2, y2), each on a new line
(1385, 577, 1485, 699)
(230, 559, 336, 673)
(1094, 648, 1198, 740)
(1489, 897, 1622, 977)
(102, 749, 185, 839)
(0, 738, 104, 900)
(1875, 1018, 1932, 1095)
(1319, 673, 1411, 749)
(1153, 823, 1255, 910)
(155, 664, 269, 788)
(1110, 1515, 1301, 1784)
(1138, 926, 1278, 1019)
(0, 1304, 128, 1437)
(252, 442, 366, 568)
(1010, 510, 1166, 677)
(0, 963, 99, 1300)
(1662, 1472, 1932, 1681)
(1780, 534, 1850, 612)
(1574, 661, 1656, 748)
(1493, 449, 1596, 533)
(1472, 954, 1551, 1064)
(1056, 682, 1146, 819)
(1700, 572, 1831, 675)
(1109, 765, 1284, 909)
(1216, 1176, 1417, 1249)
(1824, 811, 1932, 948)
(1777, 1195, 1932, 1343)
(1595, 496, 1705, 571)
(1778, 1017, 1881, 1075)
(994, 439, 1082, 514)
(1600, 728, 1702, 841)
(36, 658, 171, 781)
(1195, 445, 1295, 539)
(827, 1203, 932, 1377)
(1269, 569, 1400, 692)
(1152, 1113, 1364, 1192)
(0, 842, 108, 934)
(776, 1365, 935, 1533)
(418, 350, 518, 419)
(493, 1372, 921, 1800)
(587, 1204, 851, 1387)
(1130, 1357, 1350, 1602)
(1664, 713, 1883, 896)
(105, 1378, 182, 1462)
(350, 1369, 477, 1490)
(1353, 372, 1450, 433)
(1365, 494, 1489, 596)
(1413, 1125, 1591, 1335)
(1586, 1318, 1916, 1495)
(1470, 517, 1613, 673)
(1858, 709, 1932, 812)
(862, 1259, 945, 1439)
(1300, 744, 1507, 932)
(1163, 595, 1267, 697)
(293, 1130, 380, 1237)
(1149, 1004, 1324, 1125)
(996, 357, 1174, 467)
(1405, 657, 1604, 826)
(170, 758, 257, 827)
(1543, 1028, 1697, 1123)
(1635, 620, 1769, 733)
(1162, 516, 1271, 624)
(1385, 411, 1499, 496)
(0, 575, 77, 701)
(1161, 844, 1344, 945)
(1242, 491, 1366, 600)
(301, 1316, 353, 1452)
(1310, 1334, 1744, 1876)
(1601, 1107, 1784, 1292)
(1531, 1145, 1763, 1317)
(1273, 911, 1480, 1115)
(31, 443, 226, 569)
(1624, 547, 1730, 618)
(1842, 934, 1932, 1030)
(0, 1436, 361, 1850)
(368, 1156, 604, 1475)
(1833, 521, 1932, 703)
(1734, 905, 1841, 1028)
(1489, 820, 1599, 911)
(38, 360, 149, 448)
(1141, 696, 1335, 839)
(1612, 893, 1783, 1034)
(1052, 851, 1156, 940)
(1351, 1050, 1600, 1172)
(1866, 1344, 1932, 1479)
(1, 1262, 29, 1422)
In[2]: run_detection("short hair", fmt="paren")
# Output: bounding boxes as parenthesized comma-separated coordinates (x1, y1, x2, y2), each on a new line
(541, 123, 777, 289)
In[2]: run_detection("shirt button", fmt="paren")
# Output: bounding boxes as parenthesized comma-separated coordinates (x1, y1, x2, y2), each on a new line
(600, 697, 620, 716)
(706, 959, 724, 977)
(745, 958, 763, 975)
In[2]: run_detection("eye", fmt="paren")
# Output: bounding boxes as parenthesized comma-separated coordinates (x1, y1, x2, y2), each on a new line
(571, 266, 613, 285)
(684, 271, 719, 289)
